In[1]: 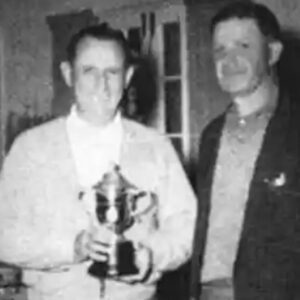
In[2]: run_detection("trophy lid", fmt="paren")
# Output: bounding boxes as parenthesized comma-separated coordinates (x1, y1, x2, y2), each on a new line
(93, 164, 137, 196)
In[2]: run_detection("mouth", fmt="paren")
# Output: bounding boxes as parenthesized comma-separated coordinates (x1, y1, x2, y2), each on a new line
(217, 58, 249, 78)
(222, 65, 248, 76)
(92, 95, 110, 104)
(219, 70, 249, 83)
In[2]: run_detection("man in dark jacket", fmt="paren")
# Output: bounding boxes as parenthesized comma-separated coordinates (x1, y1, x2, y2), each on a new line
(190, 2, 300, 300)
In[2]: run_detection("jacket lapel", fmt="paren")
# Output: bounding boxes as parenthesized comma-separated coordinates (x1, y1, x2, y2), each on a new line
(237, 91, 292, 242)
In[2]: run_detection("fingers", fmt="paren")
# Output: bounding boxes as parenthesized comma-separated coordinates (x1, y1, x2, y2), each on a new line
(78, 225, 115, 263)
(87, 238, 110, 262)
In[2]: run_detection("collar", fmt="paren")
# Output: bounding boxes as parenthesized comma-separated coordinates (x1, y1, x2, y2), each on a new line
(227, 96, 278, 126)
(67, 105, 123, 143)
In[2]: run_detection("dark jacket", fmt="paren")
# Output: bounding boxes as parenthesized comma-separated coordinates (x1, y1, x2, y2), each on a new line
(190, 90, 300, 300)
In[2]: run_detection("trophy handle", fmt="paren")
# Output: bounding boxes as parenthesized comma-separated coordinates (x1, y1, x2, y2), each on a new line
(130, 191, 158, 219)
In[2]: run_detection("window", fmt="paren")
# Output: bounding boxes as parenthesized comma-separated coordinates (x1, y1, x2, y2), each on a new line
(98, 4, 190, 164)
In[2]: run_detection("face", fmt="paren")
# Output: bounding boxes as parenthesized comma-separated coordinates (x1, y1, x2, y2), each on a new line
(61, 37, 133, 126)
(212, 18, 278, 97)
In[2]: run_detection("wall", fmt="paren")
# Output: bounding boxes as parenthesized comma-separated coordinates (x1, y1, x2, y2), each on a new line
(0, 0, 177, 153)
(257, 0, 300, 32)
(0, 0, 166, 117)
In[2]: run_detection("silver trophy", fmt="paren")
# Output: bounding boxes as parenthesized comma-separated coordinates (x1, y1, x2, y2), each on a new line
(86, 164, 157, 298)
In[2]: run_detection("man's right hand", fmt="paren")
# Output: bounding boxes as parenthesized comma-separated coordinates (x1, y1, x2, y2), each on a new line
(74, 225, 114, 263)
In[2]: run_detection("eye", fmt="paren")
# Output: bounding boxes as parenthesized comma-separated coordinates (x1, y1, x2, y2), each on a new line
(82, 66, 95, 74)
(240, 42, 249, 49)
(213, 46, 225, 59)
(108, 68, 121, 75)
(105, 68, 123, 78)
(213, 46, 223, 55)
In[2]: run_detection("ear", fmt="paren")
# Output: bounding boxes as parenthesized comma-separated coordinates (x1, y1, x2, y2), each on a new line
(60, 61, 73, 87)
(125, 65, 134, 88)
(268, 40, 283, 66)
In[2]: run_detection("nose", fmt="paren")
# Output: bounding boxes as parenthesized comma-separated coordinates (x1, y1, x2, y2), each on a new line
(219, 51, 245, 75)
(94, 72, 109, 92)
(216, 51, 246, 78)
(222, 51, 240, 67)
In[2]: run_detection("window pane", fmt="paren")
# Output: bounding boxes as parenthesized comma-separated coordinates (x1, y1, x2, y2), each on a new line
(163, 22, 181, 76)
(165, 80, 182, 158)
(165, 80, 182, 133)
(127, 27, 142, 54)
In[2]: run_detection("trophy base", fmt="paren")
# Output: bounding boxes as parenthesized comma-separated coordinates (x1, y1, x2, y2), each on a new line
(88, 240, 139, 278)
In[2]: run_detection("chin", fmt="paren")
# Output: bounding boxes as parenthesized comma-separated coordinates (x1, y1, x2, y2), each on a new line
(220, 79, 250, 94)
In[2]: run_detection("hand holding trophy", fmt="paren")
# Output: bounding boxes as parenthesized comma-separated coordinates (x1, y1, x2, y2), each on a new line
(80, 164, 157, 298)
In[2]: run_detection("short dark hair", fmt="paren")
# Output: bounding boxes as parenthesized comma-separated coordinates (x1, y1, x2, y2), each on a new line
(210, 1, 281, 41)
(66, 23, 131, 65)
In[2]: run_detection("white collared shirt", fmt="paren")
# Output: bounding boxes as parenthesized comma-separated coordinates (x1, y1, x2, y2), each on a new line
(66, 106, 123, 188)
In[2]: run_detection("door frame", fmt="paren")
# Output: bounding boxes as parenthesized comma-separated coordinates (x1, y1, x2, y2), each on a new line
(0, 27, 6, 168)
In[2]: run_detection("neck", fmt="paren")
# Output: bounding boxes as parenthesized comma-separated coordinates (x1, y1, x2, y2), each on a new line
(233, 77, 278, 118)
(75, 108, 119, 129)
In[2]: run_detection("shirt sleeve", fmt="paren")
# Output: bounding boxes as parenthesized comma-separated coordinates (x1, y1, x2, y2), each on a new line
(0, 133, 80, 270)
(126, 136, 197, 273)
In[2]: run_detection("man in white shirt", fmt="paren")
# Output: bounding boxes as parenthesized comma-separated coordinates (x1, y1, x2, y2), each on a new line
(0, 24, 196, 300)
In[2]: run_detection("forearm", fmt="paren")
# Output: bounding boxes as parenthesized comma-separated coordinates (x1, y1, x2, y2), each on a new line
(134, 138, 197, 274)
(0, 225, 79, 270)
(143, 212, 194, 272)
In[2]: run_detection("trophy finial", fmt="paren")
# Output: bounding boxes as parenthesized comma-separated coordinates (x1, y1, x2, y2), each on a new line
(93, 164, 137, 198)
